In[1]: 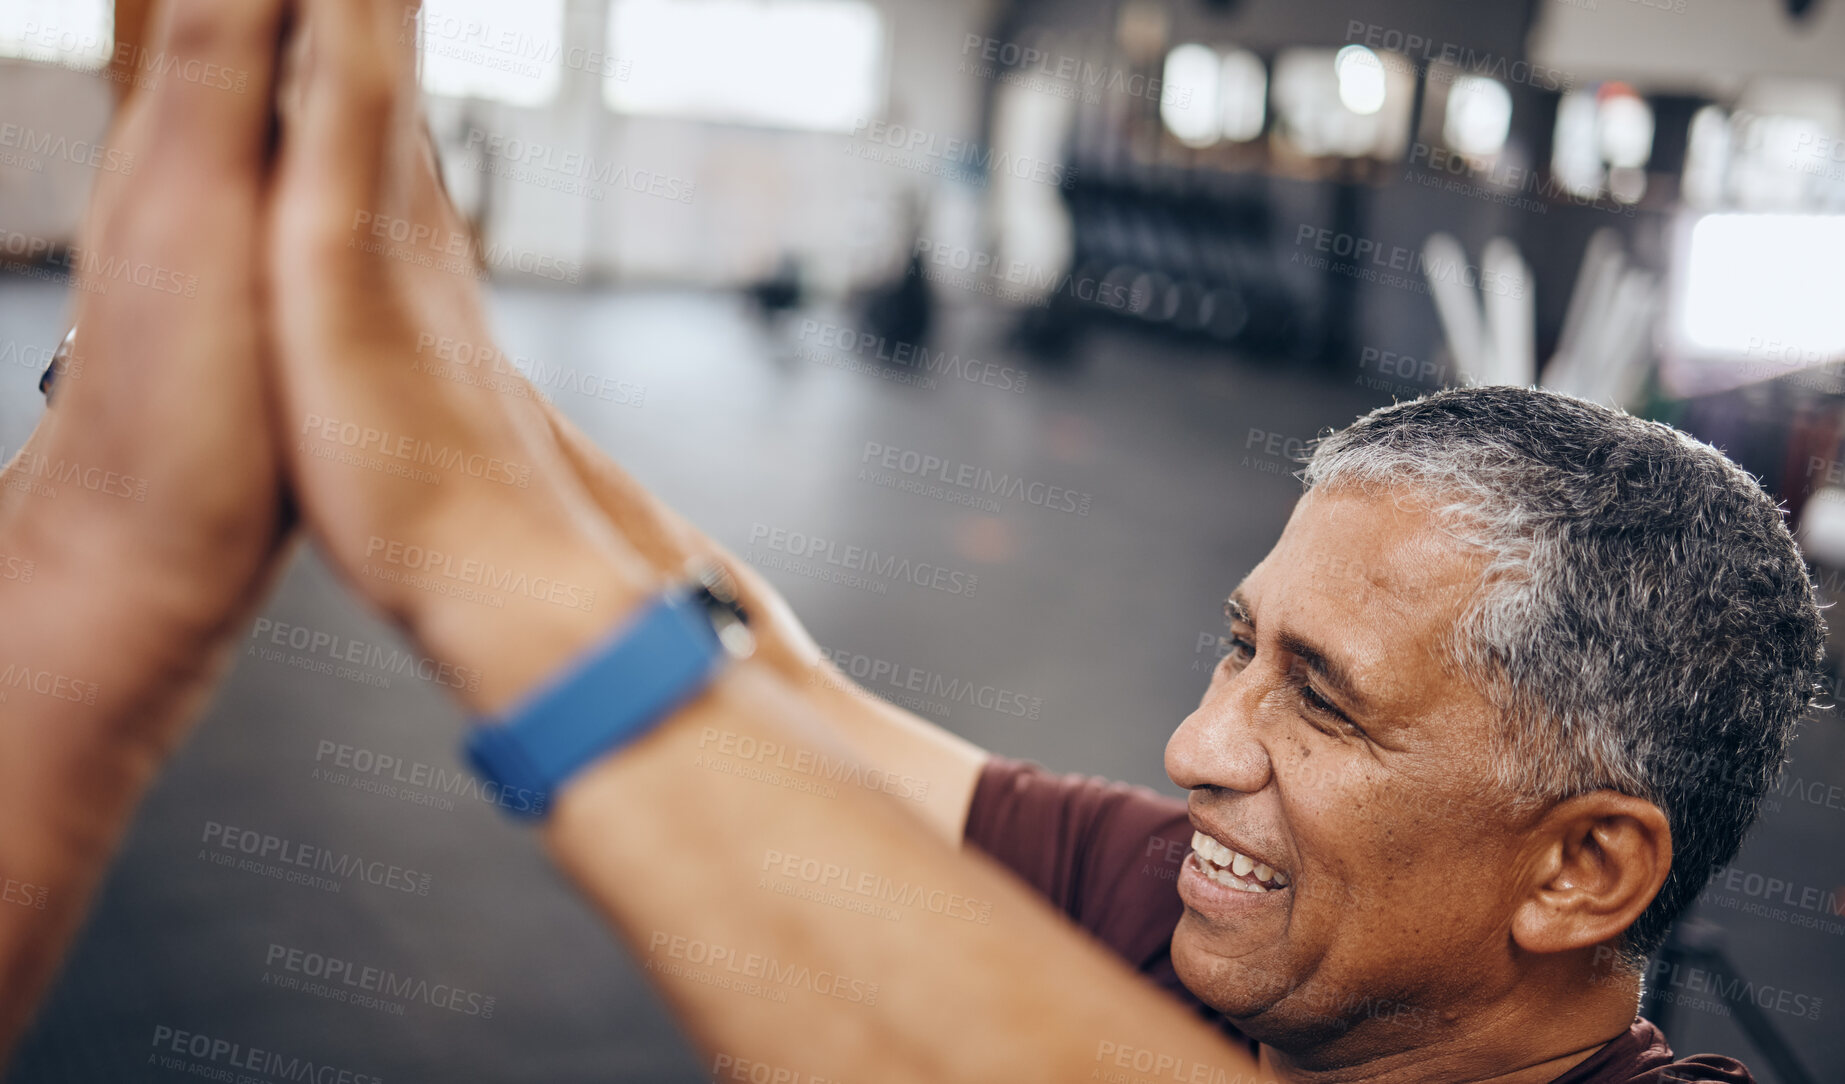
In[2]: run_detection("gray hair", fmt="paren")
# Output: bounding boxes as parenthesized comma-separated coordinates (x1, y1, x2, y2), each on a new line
(1300, 386, 1826, 964)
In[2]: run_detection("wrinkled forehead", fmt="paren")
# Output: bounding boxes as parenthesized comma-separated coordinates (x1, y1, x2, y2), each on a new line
(1243, 487, 1492, 707)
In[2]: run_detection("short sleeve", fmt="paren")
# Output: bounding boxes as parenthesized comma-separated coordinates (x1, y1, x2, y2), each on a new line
(962, 756, 1196, 978)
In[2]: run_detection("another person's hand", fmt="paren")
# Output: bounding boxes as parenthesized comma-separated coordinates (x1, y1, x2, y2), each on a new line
(0, 0, 294, 757)
(0, 0, 295, 1053)
(266, 0, 656, 711)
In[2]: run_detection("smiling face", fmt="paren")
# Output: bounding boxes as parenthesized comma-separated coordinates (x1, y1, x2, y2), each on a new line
(1165, 486, 1547, 1064)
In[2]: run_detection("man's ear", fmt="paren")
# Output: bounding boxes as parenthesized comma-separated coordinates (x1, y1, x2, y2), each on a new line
(1510, 792, 1673, 956)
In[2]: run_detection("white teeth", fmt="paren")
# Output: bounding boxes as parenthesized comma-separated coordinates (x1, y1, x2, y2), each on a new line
(1190, 830, 1286, 890)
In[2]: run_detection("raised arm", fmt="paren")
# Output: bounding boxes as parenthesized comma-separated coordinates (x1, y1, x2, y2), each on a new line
(0, 0, 295, 1055)
(540, 405, 990, 842)
(262, 2, 1266, 1080)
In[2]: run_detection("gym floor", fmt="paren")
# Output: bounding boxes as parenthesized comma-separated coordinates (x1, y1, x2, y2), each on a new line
(2, 277, 1841, 1082)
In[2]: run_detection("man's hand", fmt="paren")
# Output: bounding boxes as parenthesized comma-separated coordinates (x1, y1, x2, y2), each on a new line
(0, 0, 295, 1055)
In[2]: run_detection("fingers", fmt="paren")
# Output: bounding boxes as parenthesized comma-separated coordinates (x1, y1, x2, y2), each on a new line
(292, 0, 423, 216)
(140, 0, 293, 176)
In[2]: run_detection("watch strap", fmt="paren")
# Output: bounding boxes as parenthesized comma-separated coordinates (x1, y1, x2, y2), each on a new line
(464, 588, 731, 816)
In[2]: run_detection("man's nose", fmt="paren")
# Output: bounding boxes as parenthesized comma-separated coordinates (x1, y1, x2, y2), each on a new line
(1165, 673, 1274, 794)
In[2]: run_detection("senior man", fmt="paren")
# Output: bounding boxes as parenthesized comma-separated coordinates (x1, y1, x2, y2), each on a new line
(0, 0, 1825, 1082)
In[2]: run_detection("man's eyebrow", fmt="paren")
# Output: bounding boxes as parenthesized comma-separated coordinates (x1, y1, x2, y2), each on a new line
(1276, 631, 1373, 715)
(1224, 588, 1374, 715)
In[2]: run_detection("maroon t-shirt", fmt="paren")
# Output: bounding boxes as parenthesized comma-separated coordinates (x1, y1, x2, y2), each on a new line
(963, 757, 1755, 1083)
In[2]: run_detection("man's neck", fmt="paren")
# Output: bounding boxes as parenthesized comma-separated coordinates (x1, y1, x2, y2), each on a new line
(1253, 971, 1641, 1084)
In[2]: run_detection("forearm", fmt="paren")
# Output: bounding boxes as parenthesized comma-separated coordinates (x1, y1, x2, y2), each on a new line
(0, 484, 264, 1053)
(543, 664, 1263, 1082)
(543, 406, 988, 841)
(384, 523, 1263, 1081)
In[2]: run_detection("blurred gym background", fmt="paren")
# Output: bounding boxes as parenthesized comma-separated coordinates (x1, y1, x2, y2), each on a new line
(3, 0, 1844, 1081)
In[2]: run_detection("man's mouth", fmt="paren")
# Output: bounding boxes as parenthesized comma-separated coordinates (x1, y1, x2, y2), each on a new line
(1190, 830, 1290, 893)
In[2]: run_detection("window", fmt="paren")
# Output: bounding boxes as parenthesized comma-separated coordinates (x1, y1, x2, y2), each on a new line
(1160, 44, 1220, 147)
(418, 0, 567, 107)
(1551, 85, 1654, 204)
(1442, 76, 1512, 159)
(604, 0, 886, 133)
(0, 0, 111, 71)
(1676, 213, 1845, 363)
(1272, 47, 1414, 159)
(1218, 49, 1267, 144)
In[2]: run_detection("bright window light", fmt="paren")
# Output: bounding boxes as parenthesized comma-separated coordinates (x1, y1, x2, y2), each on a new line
(1161, 44, 1221, 147)
(1219, 48, 1267, 143)
(1678, 213, 1845, 362)
(1274, 47, 1410, 159)
(1598, 92, 1654, 169)
(1552, 89, 1603, 197)
(606, 0, 885, 133)
(1443, 76, 1511, 158)
(419, 0, 567, 106)
(1681, 105, 1730, 208)
(1334, 45, 1386, 116)
(0, 0, 111, 70)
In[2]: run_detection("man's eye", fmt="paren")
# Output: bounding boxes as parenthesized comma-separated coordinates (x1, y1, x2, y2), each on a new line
(1295, 680, 1363, 737)
(1298, 682, 1339, 717)
(1217, 632, 1256, 671)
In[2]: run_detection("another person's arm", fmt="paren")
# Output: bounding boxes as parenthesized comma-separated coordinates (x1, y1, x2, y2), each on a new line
(0, 0, 295, 1054)
(541, 407, 989, 842)
(267, 2, 1266, 1079)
